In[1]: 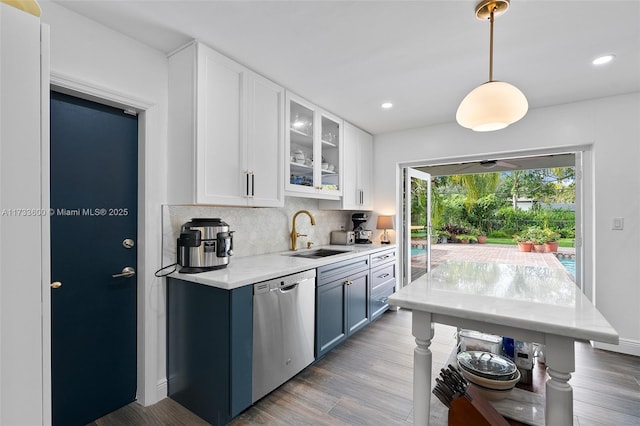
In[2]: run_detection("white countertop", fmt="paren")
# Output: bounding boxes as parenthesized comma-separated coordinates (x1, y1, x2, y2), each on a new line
(388, 260, 618, 344)
(169, 244, 395, 290)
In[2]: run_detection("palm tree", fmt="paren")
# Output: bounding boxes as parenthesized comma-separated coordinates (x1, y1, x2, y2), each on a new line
(451, 173, 500, 214)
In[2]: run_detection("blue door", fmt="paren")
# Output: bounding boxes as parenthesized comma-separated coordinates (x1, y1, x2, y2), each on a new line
(50, 92, 138, 425)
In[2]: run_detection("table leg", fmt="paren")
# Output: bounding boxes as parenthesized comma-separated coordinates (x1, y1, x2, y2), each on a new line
(544, 335, 575, 425)
(412, 311, 434, 426)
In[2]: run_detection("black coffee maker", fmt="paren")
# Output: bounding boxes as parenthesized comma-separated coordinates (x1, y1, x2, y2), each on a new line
(352, 213, 372, 244)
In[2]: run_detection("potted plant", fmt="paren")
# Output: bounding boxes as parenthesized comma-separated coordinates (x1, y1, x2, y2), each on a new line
(473, 228, 487, 244)
(513, 232, 533, 252)
(543, 228, 561, 253)
(527, 226, 547, 253)
(438, 230, 450, 244)
(430, 230, 440, 245)
(456, 234, 477, 244)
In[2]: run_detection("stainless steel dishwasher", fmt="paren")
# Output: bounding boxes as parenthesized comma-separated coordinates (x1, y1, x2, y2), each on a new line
(252, 269, 316, 403)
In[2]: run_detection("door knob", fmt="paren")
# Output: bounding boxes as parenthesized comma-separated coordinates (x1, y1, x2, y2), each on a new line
(50, 281, 62, 289)
(112, 266, 136, 278)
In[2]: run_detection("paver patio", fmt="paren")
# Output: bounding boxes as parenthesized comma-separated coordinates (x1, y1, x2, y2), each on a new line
(410, 242, 576, 282)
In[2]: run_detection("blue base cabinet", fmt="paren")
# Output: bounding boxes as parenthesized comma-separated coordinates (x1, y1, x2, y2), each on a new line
(167, 278, 253, 425)
(369, 248, 397, 321)
(316, 255, 370, 358)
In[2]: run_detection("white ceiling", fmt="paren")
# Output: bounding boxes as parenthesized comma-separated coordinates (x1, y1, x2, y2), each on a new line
(50, 0, 640, 135)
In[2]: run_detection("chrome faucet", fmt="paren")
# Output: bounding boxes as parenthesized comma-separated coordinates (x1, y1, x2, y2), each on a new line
(291, 210, 316, 251)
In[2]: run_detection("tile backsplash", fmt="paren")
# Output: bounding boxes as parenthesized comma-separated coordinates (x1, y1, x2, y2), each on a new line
(162, 197, 371, 263)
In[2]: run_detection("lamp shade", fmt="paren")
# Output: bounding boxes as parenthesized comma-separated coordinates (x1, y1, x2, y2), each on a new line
(456, 81, 528, 132)
(376, 215, 394, 230)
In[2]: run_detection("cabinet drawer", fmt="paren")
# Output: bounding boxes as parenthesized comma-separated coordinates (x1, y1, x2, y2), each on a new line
(370, 280, 395, 320)
(369, 248, 396, 267)
(370, 262, 396, 292)
(317, 255, 369, 287)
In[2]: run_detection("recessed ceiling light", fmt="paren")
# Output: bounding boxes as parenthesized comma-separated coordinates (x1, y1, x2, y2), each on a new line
(381, 102, 393, 109)
(592, 54, 615, 65)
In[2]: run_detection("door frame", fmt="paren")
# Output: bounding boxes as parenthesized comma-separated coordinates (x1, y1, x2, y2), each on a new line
(395, 145, 592, 300)
(403, 168, 432, 285)
(43, 72, 156, 423)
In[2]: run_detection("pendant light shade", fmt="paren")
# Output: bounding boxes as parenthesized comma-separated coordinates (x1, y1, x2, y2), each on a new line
(456, 81, 528, 132)
(456, 0, 528, 131)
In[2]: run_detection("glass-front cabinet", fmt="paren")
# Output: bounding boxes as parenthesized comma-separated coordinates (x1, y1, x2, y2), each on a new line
(286, 92, 342, 199)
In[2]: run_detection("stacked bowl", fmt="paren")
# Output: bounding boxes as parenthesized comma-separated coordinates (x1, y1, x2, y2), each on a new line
(456, 351, 520, 401)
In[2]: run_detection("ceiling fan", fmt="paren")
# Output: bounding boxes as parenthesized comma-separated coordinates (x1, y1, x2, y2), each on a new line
(451, 159, 518, 174)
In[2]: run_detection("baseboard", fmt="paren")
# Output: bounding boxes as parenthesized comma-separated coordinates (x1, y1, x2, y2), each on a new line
(592, 338, 640, 357)
(157, 377, 168, 399)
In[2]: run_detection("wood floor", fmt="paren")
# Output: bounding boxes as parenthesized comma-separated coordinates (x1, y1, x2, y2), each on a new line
(92, 309, 640, 426)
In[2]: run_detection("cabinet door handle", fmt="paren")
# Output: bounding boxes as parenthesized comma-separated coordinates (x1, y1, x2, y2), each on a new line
(378, 273, 390, 279)
(251, 173, 255, 197)
(359, 190, 364, 205)
(245, 171, 255, 198)
(376, 255, 390, 261)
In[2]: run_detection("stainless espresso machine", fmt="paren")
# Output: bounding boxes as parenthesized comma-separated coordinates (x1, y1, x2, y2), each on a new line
(352, 213, 372, 244)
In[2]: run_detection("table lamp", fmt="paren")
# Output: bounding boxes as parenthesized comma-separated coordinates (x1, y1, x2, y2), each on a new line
(376, 215, 394, 244)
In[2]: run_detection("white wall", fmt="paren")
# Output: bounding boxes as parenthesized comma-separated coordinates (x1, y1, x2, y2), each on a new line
(0, 4, 45, 424)
(373, 93, 640, 355)
(40, 1, 169, 408)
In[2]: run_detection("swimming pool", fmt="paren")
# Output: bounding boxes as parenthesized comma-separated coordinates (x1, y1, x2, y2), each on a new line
(411, 247, 427, 256)
(556, 256, 576, 277)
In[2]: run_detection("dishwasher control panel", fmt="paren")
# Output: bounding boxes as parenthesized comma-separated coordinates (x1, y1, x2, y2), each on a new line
(253, 269, 316, 295)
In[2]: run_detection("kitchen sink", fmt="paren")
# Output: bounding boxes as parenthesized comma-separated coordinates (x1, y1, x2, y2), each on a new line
(287, 249, 349, 259)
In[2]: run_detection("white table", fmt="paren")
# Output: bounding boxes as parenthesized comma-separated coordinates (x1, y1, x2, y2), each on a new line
(388, 261, 618, 425)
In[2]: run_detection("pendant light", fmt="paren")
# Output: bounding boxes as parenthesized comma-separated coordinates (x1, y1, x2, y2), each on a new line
(456, 0, 528, 132)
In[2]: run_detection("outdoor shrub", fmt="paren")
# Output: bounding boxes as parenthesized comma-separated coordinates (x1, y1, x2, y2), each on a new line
(464, 194, 499, 228)
(559, 227, 575, 238)
(441, 194, 467, 225)
(496, 206, 536, 235)
(440, 222, 470, 236)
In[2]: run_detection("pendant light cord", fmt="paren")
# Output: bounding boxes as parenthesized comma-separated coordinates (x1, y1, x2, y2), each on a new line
(489, 7, 495, 82)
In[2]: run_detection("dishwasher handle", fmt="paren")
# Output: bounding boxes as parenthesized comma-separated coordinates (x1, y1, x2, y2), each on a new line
(278, 283, 299, 293)
(255, 270, 316, 295)
(270, 277, 312, 293)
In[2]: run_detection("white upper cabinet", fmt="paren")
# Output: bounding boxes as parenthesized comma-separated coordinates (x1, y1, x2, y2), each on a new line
(246, 74, 285, 206)
(320, 122, 373, 210)
(168, 42, 284, 207)
(286, 92, 343, 200)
